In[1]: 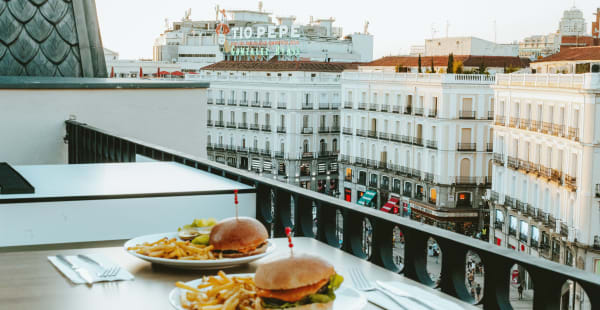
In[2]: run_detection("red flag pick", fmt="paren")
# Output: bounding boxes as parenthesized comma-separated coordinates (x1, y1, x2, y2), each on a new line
(234, 189, 239, 219)
(285, 227, 293, 256)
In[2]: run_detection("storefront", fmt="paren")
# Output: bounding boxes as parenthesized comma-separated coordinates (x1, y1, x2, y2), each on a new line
(380, 195, 400, 214)
(408, 200, 480, 234)
(357, 189, 377, 208)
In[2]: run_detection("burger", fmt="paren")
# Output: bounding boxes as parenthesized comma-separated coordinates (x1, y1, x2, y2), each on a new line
(254, 255, 344, 310)
(209, 217, 269, 258)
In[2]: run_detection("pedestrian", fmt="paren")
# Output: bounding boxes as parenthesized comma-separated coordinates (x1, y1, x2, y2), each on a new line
(433, 249, 439, 264)
(475, 284, 482, 300)
(468, 272, 474, 287)
(518, 283, 523, 300)
(470, 287, 476, 298)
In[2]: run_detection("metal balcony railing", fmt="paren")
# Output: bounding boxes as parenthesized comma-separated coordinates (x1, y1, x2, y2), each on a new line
(249, 147, 260, 154)
(568, 127, 579, 141)
(260, 149, 271, 156)
(302, 152, 314, 159)
(214, 143, 224, 150)
(414, 107, 424, 116)
(261, 125, 272, 132)
(424, 172, 434, 183)
(459, 110, 475, 119)
(369, 103, 379, 111)
(354, 157, 366, 166)
(251, 101, 260, 107)
(274, 151, 284, 158)
(342, 127, 352, 135)
(239, 100, 248, 106)
(507, 156, 519, 169)
(392, 105, 400, 113)
(358, 102, 367, 110)
(485, 143, 493, 152)
(400, 135, 412, 145)
(356, 129, 367, 137)
(206, 143, 214, 150)
(301, 102, 313, 110)
(381, 105, 389, 112)
(226, 122, 236, 128)
(539, 165, 552, 179)
(343, 101, 353, 109)
(262, 101, 272, 108)
(530, 120, 541, 132)
(493, 153, 505, 165)
(236, 146, 248, 153)
(428, 110, 437, 118)
(390, 134, 401, 142)
(302, 127, 313, 134)
(206, 120, 213, 127)
(595, 184, 600, 198)
(552, 124, 565, 137)
(425, 140, 437, 149)
(564, 175, 577, 191)
(249, 124, 260, 131)
(65, 120, 600, 310)
(551, 169, 563, 184)
(207, 99, 213, 105)
(504, 196, 515, 208)
(457, 143, 476, 151)
(318, 126, 330, 133)
(508, 117, 519, 128)
(455, 176, 477, 185)
(519, 119, 530, 130)
(331, 102, 340, 109)
(215, 121, 224, 128)
(238, 122, 248, 129)
(277, 102, 287, 109)
(413, 137, 424, 146)
(403, 106, 412, 115)
(367, 159, 378, 169)
(227, 99, 237, 106)
(367, 130, 377, 139)
(487, 111, 494, 120)
(378, 132, 389, 140)
(494, 115, 505, 126)
(490, 190, 499, 202)
(216, 99, 225, 105)
(319, 103, 330, 110)
(330, 126, 340, 133)
(541, 122, 552, 134)
(277, 126, 286, 133)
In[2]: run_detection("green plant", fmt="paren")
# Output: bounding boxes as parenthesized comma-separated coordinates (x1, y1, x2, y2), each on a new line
(418, 54, 422, 73)
(453, 60, 463, 74)
(447, 53, 454, 73)
(430, 58, 435, 73)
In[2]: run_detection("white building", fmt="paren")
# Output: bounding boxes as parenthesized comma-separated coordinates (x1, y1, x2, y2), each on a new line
(153, 5, 373, 72)
(105, 59, 181, 78)
(559, 6, 588, 36)
(518, 33, 561, 59)
(530, 46, 600, 74)
(339, 67, 495, 235)
(424, 37, 518, 57)
(192, 60, 358, 194)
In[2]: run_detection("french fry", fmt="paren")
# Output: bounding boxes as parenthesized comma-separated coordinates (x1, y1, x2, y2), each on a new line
(128, 237, 217, 260)
(176, 272, 259, 310)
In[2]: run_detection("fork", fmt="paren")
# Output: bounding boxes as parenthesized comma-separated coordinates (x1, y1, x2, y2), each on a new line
(77, 254, 120, 278)
(350, 267, 433, 310)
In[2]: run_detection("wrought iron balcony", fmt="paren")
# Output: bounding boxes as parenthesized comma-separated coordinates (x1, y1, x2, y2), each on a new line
(507, 156, 519, 169)
(354, 157, 366, 166)
(459, 110, 475, 119)
(494, 115, 505, 126)
(493, 153, 505, 165)
(237, 146, 248, 153)
(367, 130, 377, 139)
(551, 169, 563, 184)
(508, 117, 519, 128)
(400, 135, 412, 145)
(455, 176, 477, 185)
(564, 175, 577, 191)
(207, 98, 213, 105)
(301, 102, 313, 110)
(64, 120, 600, 310)
(330, 126, 340, 133)
(262, 101, 272, 108)
(206, 143, 214, 150)
(302, 152, 314, 159)
(214, 143, 225, 150)
(277, 126, 286, 133)
(318, 150, 338, 158)
(239, 100, 249, 106)
(358, 102, 367, 110)
(342, 127, 352, 135)
(380, 104, 389, 112)
(378, 132, 389, 140)
(530, 120, 541, 132)
(504, 196, 515, 208)
(206, 120, 213, 127)
(356, 129, 367, 137)
(251, 101, 260, 107)
(261, 125, 272, 132)
(552, 124, 565, 137)
(392, 105, 400, 113)
(216, 99, 225, 105)
(414, 107, 424, 116)
(568, 127, 579, 141)
(487, 111, 494, 120)
(260, 149, 271, 156)
(428, 110, 437, 118)
(390, 134, 401, 142)
(413, 137, 424, 146)
(424, 172, 434, 183)
(490, 190, 499, 202)
(238, 122, 248, 129)
(425, 140, 437, 149)
(249, 147, 260, 154)
(403, 106, 412, 114)
(539, 165, 552, 179)
(410, 168, 421, 179)
(519, 119, 530, 130)
(277, 102, 287, 109)
(367, 159, 379, 168)
(318, 126, 330, 133)
(214, 120, 224, 128)
(302, 127, 313, 134)
(249, 123, 260, 131)
(596, 184, 600, 198)
(369, 103, 379, 111)
(485, 143, 493, 152)
(340, 155, 352, 163)
(541, 122, 552, 134)
(226, 122, 236, 128)
(343, 101, 353, 109)
(331, 102, 340, 109)
(274, 151, 284, 158)
(457, 143, 476, 151)
(319, 103, 330, 110)
(227, 99, 237, 106)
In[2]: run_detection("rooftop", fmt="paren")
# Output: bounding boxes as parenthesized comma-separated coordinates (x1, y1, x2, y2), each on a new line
(201, 60, 361, 72)
(0, 76, 209, 89)
(365, 55, 530, 68)
(534, 46, 600, 63)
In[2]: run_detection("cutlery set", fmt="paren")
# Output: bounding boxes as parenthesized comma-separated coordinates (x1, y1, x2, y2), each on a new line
(55, 254, 121, 285)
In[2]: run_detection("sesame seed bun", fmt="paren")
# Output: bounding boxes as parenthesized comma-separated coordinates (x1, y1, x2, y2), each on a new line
(209, 217, 268, 252)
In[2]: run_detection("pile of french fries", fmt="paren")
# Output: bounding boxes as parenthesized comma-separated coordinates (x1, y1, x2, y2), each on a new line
(127, 237, 218, 260)
(176, 271, 260, 310)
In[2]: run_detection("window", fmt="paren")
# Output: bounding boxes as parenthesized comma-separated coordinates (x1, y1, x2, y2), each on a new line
(358, 171, 367, 185)
(280, 115, 285, 127)
(332, 139, 338, 152)
(381, 176, 389, 189)
(531, 226, 539, 247)
(345, 168, 353, 182)
(369, 173, 378, 187)
(519, 221, 529, 242)
(207, 110, 212, 121)
(230, 111, 235, 122)
(392, 179, 401, 193)
(429, 188, 437, 204)
(509, 215, 517, 236)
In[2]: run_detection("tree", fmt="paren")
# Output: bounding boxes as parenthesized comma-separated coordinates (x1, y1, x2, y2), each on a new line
(447, 53, 454, 73)
(477, 61, 487, 74)
(453, 60, 463, 74)
(418, 54, 422, 73)
(430, 58, 435, 73)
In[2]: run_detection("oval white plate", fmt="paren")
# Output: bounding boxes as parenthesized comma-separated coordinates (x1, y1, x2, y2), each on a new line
(124, 232, 275, 270)
(168, 274, 367, 310)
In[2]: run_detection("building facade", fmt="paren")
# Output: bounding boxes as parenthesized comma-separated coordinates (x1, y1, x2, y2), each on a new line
(196, 61, 358, 194)
(487, 72, 600, 307)
(339, 69, 495, 235)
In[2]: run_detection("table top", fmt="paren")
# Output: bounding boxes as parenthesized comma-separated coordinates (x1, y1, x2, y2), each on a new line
(1, 162, 253, 202)
(0, 237, 476, 310)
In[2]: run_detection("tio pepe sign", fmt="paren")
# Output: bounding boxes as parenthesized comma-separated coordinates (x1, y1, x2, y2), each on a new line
(230, 25, 301, 39)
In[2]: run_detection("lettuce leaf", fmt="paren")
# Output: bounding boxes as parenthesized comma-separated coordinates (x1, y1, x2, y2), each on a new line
(261, 274, 344, 308)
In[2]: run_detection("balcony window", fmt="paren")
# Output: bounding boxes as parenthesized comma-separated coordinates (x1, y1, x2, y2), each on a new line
(509, 215, 517, 236)
(345, 168, 353, 182)
(456, 192, 471, 207)
(381, 176, 389, 190)
(392, 179, 401, 193)
(429, 188, 437, 204)
(358, 171, 367, 186)
(519, 220, 529, 242)
(369, 174, 378, 188)
(531, 226, 539, 248)
(495, 209, 504, 231)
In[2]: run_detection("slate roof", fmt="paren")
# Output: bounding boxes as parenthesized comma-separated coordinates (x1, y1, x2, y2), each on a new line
(0, 0, 107, 77)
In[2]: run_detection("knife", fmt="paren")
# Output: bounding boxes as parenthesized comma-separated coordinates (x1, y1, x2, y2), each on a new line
(56, 255, 94, 285)
(376, 281, 434, 310)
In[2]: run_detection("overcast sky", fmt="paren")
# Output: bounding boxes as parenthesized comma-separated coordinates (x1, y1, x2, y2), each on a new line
(96, 0, 598, 60)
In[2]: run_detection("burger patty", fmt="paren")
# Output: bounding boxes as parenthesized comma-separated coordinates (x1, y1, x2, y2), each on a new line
(257, 277, 329, 302)
(213, 241, 267, 254)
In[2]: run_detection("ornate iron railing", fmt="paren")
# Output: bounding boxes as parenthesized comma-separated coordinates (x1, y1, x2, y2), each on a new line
(65, 120, 600, 310)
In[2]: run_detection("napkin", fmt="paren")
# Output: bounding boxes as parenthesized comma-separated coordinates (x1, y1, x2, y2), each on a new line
(365, 281, 466, 310)
(48, 253, 134, 284)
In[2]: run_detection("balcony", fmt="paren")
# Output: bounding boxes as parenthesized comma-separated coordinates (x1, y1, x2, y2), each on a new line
(485, 143, 493, 152)
(318, 126, 330, 133)
(206, 143, 214, 150)
(400, 135, 412, 145)
(214, 120, 224, 128)
(251, 101, 260, 107)
(425, 140, 437, 149)
(331, 102, 340, 109)
(340, 155, 352, 163)
(459, 110, 475, 119)
(504, 196, 515, 208)
(302, 152, 314, 159)
(457, 143, 476, 151)
(493, 153, 505, 165)
(302, 127, 313, 134)
(403, 106, 412, 115)
(249, 124, 260, 131)
(367, 159, 379, 169)
(539, 165, 552, 179)
(239, 100, 248, 106)
(227, 99, 236, 106)
(342, 127, 352, 135)
(249, 147, 260, 154)
(530, 120, 541, 132)
(428, 110, 437, 118)
(541, 122, 552, 134)
(414, 107, 424, 116)
(319, 103, 330, 110)
(206, 120, 213, 127)
(568, 127, 579, 141)
(302, 102, 313, 110)
(358, 102, 367, 110)
(318, 150, 337, 158)
(392, 105, 401, 113)
(424, 172, 434, 183)
(413, 137, 424, 146)
(330, 126, 340, 133)
(277, 102, 287, 109)
(207, 98, 213, 104)
(390, 134, 401, 142)
(261, 125, 271, 132)
(260, 149, 271, 156)
(519, 119, 530, 130)
(494, 115, 505, 126)
(564, 175, 577, 191)
(410, 169, 421, 179)
(216, 99, 225, 105)
(262, 101, 272, 108)
(237, 146, 248, 153)
(226, 122, 236, 128)
(368, 103, 379, 111)
(551, 169, 562, 184)
(487, 111, 494, 120)
(455, 176, 477, 185)
(356, 129, 367, 137)
(378, 132, 389, 140)
(277, 126, 286, 133)
(380, 104, 389, 112)
(343, 101, 353, 109)
(490, 190, 499, 202)
(507, 156, 519, 169)
(367, 130, 377, 139)
(274, 151, 284, 158)
(238, 122, 248, 129)
(354, 157, 366, 166)
(508, 117, 519, 128)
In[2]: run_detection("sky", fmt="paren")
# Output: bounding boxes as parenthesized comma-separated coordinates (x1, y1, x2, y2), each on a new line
(96, 0, 599, 60)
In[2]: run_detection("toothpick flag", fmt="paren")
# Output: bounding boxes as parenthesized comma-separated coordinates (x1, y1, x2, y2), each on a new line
(234, 189, 239, 219)
(285, 227, 294, 256)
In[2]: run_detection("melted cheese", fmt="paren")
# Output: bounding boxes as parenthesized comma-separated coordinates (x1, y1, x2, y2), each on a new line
(257, 278, 328, 302)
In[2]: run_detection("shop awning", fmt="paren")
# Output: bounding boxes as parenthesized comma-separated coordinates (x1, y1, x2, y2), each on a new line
(381, 196, 400, 214)
(357, 190, 376, 206)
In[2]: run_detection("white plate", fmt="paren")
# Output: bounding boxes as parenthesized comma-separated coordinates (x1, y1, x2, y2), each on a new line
(168, 274, 367, 310)
(124, 233, 275, 269)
